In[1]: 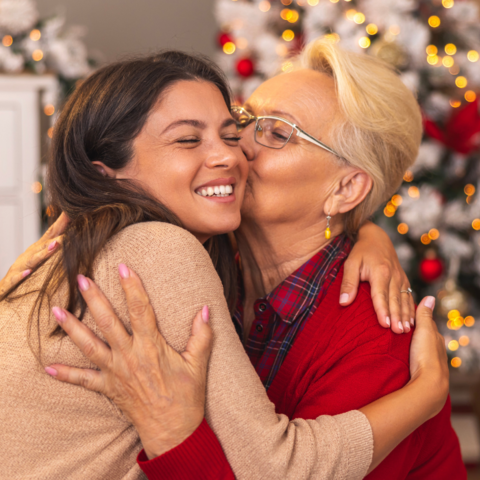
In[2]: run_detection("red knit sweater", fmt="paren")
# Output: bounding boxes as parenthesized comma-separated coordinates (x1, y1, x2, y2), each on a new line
(138, 269, 466, 479)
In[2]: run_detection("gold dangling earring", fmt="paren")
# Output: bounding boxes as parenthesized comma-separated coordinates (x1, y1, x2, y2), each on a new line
(325, 214, 332, 240)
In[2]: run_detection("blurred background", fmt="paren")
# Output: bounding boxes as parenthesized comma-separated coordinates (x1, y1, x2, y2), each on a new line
(1, 0, 480, 476)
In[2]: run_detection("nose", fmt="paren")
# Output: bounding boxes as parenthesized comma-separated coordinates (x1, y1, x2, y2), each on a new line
(205, 135, 243, 170)
(239, 122, 256, 162)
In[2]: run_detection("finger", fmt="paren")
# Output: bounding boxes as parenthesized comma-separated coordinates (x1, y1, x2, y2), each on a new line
(76, 275, 132, 351)
(409, 294, 416, 327)
(389, 287, 409, 334)
(118, 265, 163, 341)
(415, 296, 436, 328)
(339, 258, 361, 307)
(52, 306, 111, 369)
(45, 364, 105, 393)
(369, 268, 392, 329)
(182, 306, 213, 372)
(24, 235, 63, 271)
(46, 213, 70, 239)
(399, 284, 412, 333)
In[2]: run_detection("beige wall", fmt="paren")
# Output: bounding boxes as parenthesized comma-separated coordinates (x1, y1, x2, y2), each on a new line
(37, 0, 217, 63)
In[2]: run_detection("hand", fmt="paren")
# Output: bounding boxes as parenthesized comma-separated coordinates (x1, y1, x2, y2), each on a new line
(0, 213, 69, 298)
(340, 221, 414, 335)
(409, 296, 449, 418)
(45, 264, 213, 459)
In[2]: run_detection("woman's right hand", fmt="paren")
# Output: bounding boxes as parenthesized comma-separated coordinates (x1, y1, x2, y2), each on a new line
(0, 213, 69, 297)
(409, 297, 449, 418)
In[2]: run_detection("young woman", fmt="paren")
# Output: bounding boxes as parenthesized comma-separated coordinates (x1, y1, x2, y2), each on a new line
(0, 49, 450, 480)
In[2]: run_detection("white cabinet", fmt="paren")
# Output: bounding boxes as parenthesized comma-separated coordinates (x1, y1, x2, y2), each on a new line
(0, 75, 58, 278)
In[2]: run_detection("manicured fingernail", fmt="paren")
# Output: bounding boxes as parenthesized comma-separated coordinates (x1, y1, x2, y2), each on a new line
(340, 293, 349, 304)
(77, 274, 89, 292)
(385, 316, 391, 327)
(398, 321, 404, 332)
(52, 306, 66, 323)
(48, 240, 57, 252)
(45, 367, 58, 376)
(202, 305, 209, 323)
(118, 263, 130, 279)
(410, 317, 415, 326)
(22, 269, 32, 278)
(404, 321, 411, 332)
(424, 296, 436, 310)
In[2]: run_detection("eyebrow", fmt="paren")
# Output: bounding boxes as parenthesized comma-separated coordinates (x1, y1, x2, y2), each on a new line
(161, 118, 237, 135)
(243, 103, 300, 126)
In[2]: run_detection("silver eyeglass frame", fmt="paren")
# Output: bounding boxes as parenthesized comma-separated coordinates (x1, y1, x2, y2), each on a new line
(231, 105, 341, 158)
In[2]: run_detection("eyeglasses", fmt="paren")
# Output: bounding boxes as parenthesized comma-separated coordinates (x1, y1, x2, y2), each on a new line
(231, 105, 341, 158)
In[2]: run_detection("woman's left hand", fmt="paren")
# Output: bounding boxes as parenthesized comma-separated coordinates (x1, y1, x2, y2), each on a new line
(340, 221, 414, 335)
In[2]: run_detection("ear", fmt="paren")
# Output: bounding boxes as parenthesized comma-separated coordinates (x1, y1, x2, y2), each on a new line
(325, 169, 373, 216)
(92, 161, 117, 178)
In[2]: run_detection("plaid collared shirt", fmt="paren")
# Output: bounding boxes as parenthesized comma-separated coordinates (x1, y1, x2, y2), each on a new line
(233, 234, 352, 390)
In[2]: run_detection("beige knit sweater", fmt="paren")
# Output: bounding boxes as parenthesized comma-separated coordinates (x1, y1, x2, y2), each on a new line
(0, 222, 373, 480)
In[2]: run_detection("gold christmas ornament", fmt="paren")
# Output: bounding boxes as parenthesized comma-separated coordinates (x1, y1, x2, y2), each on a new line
(370, 40, 408, 68)
(437, 279, 470, 319)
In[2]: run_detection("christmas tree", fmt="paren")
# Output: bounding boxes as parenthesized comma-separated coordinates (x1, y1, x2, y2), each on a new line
(214, 0, 480, 371)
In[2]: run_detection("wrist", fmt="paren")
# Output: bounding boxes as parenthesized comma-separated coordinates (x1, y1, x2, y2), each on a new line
(408, 369, 449, 418)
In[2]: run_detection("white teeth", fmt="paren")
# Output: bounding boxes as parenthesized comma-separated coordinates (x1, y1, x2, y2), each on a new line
(196, 184, 234, 197)
(214, 186, 220, 195)
(207, 187, 214, 196)
(225, 185, 233, 194)
(219, 185, 226, 195)
(201, 189, 207, 196)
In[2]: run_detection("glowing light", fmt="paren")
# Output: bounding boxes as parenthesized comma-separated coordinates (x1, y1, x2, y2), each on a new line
(408, 186, 420, 198)
(421, 234, 431, 245)
(459, 336, 470, 346)
(442, 0, 454, 7)
(391, 194, 403, 206)
(281, 0, 293, 5)
(428, 16, 441, 28)
(44, 104, 55, 116)
(282, 61, 294, 73)
(383, 206, 395, 218)
(324, 33, 340, 44)
(456, 76, 468, 88)
(329, 0, 339, 3)
(464, 184, 476, 196)
(236, 37, 248, 49)
(2, 35, 13, 47)
(30, 29, 41, 41)
(449, 65, 460, 75)
(282, 29, 295, 42)
(366, 24, 378, 35)
(31, 181, 42, 194)
(403, 170, 414, 182)
(473, 219, 480, 230)
(346, 9, 357, 20)
(223, 42, 236, 55)
(281, 9, 291, 20)
(32, 49, 43, 61)
(448, 310, 461, 320)
(468, 50, 479, 62)
(46, 205, 54, 217)
(465, 91, 476, 102)
(353, 13, 366, 24)
(450, 99, 462, 108)
(448, 340, 459, 351)
(427, 55, 439, 65)
(397, 223, 409, 235)
(426, 45, 438, 56)
(288, 10, 300, 22)
(451, 357, 462, 368)
(444, 43, 457, 55)
(358, 37, 371, 49)
(259, 1, 271, 12)
(389, 25, 400, 35)
(428, 228, 440, 240)
(467, 195, 474, 204)
(47, 127, 54, 139)
(308, 0, 319, 4)
(465, 316, 475, 327)
(442, 56, 454, 68)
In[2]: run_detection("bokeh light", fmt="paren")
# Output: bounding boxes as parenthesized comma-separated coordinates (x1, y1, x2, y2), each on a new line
(455, 76, 468, 88)
(366, 24, 378, 35)
(451, 357, 462, 368)
(282, 29, 295, 41)
(428, 16, 441, 28)
(358, 37, 371, 49)
(468, 50, 479, 62)
(397, 223, 409, 235)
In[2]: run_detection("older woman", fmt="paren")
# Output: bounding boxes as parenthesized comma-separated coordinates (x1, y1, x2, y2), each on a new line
(1, 42, 460, 479)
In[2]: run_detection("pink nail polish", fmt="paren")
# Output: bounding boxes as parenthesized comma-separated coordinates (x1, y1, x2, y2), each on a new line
(339, 293, 349, 304)
(77, 274, 89, 292)
(52, 306, 66, 323)
(385, 316, 391, 327)
(45, 367, 58, 376)
(48, 240, 57, 252)
(410, 318, 415, 326)
(22, 269, 32, 278)
(118, 263, 130, 279)
(404, 321, 411, 332)
(424, 296, 436, 310)
(202, 305, 209, 323)
(398, 321, 404, 332)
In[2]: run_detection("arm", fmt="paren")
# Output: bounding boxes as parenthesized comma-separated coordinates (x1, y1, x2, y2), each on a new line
(48, 224, 448, 480)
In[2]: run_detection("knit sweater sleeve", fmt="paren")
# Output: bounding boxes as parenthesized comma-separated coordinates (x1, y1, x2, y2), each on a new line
(100, 222, 373, 480)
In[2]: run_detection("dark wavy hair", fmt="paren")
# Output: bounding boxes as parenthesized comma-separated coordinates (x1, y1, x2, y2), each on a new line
(2, 51, 237, 356)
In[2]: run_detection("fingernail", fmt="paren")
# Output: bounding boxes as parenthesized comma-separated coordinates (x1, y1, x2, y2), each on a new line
(22, 269, 32, 278)
(52, 306, 66, 323)
(48, 240, 57, 252)
(118, 263, 130, 279)
(410, 317, 415, 326)
(404, 321, 411, 332)
(424, 296, 436, 310)
(340, 293, 349, 304)
(202, 305, 209, 323)
(398, 321, 404, 332)
(77, 274, 89, 292)
(45, 367, 58, 376)
(385, 316, 391, 327)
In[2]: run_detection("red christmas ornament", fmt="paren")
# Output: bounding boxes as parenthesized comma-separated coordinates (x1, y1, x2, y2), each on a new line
(419, 257, 444, 283)
(218, 32, 233, 47)
(236, 58, 255, 78)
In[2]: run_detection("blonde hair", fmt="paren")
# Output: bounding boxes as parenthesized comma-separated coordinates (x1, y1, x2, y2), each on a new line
(294, 39, 422, 235)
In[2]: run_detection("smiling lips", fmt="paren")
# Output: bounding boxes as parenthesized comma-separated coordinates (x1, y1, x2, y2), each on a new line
(195, 177, 236, 198)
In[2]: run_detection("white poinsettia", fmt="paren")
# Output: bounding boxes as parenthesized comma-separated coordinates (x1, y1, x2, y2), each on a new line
(0, 0, 38, 36)
(0, 45, 24, 73)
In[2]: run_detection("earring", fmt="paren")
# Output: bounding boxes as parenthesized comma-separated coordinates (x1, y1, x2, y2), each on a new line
(325, 214, 332, 239)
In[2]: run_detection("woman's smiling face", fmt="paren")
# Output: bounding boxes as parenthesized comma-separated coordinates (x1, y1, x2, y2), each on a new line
(115, 80, 248, 243)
